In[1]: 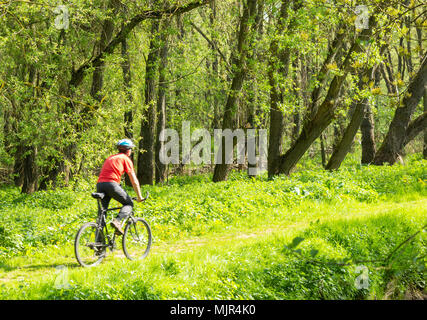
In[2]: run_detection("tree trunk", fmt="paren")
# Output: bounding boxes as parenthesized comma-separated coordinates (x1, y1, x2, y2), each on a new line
(326, 100, 367, 170)
(90, 10, 114, 102)
(21, 65, 39, 193)
(209, 0, 221, 130)
(308, 25, 346, 119)
(326, 66, 380, 170)
(155, 28, 169, 184)
(3, 102, 24, 187)
(424, 90, 427, 159)
(303, 24, 345, 170)
(380, 62, 395, 95)
(21, 146, 38, 194)
(404, 111, 427, 148)
(267, 0, 299, 178)
(174, 13, 185, 116)
(121, 35, 134, 187)
(212, 0, 258, 182)
(320, 134, 326, 168)
(13, 145, 24, 187)
(290, 58, 302, 146)
(291, 112, 301, 147)
(361, 67, 381, 164)
(246, 0, 264, 177)
(373, 53, 427, 165)
(416, 25, 426, 159)
(385, 49, 398, 95)
(137, 20, 161, 185)
(361, 103, 376, 164)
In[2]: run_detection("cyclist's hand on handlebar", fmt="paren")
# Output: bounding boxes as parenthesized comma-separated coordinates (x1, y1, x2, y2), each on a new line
(132, 192, 149, 203)
(131, 196, 143, 202)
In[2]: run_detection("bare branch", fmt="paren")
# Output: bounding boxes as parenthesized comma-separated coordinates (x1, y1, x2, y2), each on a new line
(189, 21, 233, 73)
(69, 0, 212, 89)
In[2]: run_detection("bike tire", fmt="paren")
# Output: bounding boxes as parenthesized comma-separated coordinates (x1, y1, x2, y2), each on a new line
(74, 222, 106, 267)
(122, 218, 152, 261)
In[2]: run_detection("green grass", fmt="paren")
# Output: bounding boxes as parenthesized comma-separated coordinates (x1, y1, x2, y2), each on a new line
(0, 159, 426, 299)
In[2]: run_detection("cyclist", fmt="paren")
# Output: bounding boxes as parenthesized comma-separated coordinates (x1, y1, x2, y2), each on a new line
(96, 139, 143, 235)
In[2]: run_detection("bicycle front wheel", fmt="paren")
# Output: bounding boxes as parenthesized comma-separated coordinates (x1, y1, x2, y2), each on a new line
(122, 218, 152, 260)
(75, 222, 106, 267)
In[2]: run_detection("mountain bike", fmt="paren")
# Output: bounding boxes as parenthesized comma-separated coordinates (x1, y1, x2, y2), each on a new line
(74, 191, 152, 267)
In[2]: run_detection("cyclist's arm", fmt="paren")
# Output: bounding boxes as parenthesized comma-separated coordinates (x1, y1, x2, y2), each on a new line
(128, 170, 143, 202)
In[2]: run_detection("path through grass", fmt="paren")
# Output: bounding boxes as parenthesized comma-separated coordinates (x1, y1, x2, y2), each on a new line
(1, 197, 425, 299)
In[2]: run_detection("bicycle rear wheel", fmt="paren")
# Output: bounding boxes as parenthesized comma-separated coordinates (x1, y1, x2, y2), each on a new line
(122, 218, 152, 260)
(75, 222, 106, 267)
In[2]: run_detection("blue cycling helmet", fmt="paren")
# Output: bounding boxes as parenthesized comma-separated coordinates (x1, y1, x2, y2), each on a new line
(116, 139, 135, 150)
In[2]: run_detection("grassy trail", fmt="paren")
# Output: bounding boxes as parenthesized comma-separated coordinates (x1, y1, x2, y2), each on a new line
(1, 198, 425, 298)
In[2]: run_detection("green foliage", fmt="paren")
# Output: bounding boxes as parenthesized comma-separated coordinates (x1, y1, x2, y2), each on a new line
(0, 160, 425, 300)
(2, 204, 424, 300)
(1, 159, 425, 260)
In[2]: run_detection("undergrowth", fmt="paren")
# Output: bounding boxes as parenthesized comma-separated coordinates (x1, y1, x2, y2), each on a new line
(0, 159, 426, 299)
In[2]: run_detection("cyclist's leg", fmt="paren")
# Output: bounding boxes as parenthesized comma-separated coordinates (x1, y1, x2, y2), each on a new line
(110, 184, 133, 221)
(99, 182, 133, 221)
(96, 182, 112, 212)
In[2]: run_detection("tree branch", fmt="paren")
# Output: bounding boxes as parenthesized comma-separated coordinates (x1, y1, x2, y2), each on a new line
(69, 0, 212, 89)
(189, 21, 232, 73)
(404, 111, 427, 147)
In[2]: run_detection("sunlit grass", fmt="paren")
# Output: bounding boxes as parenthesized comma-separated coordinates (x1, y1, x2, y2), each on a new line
(1, 197, 425, 299)
(0, 160, 426, 299)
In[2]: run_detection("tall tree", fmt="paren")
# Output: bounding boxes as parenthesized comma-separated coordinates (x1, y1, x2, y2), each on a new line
(155, 25, 170, 184)
(325, 67, 377, 170)
(361, 104, 377, 164)
(360, 68, 381, 164)
(424, 90, 427, 159)
(121, 33, 134, 187)
(267, 0, 293, 178)
(276, 13, 380, 176)
(416, 24, 427, 159)
(137, 19, 161, 185)
(21, 65, 38, 194)
(373, 53, 427, 165)
(246, 0, 264, 177)
(212, 0, 258, 182)
(209, 0, 220, 130)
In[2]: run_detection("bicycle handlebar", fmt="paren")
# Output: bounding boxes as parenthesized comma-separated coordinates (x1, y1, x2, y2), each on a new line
(132, 191, 149, 202)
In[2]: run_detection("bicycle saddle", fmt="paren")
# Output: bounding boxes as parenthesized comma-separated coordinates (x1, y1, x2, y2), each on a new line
(91, 192, 105, 199)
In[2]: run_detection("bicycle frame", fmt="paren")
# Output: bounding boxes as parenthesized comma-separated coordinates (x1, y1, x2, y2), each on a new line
(93, 191, 149, 247)
(94, 198, 138, 251)
(95, 200, 121, 250)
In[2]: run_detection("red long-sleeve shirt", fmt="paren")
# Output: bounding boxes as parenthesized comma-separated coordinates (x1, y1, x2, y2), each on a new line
(97, 153, 134, 184)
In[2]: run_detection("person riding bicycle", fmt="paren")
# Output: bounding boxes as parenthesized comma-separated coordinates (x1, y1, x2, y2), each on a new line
(96, 139, 143, 235)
